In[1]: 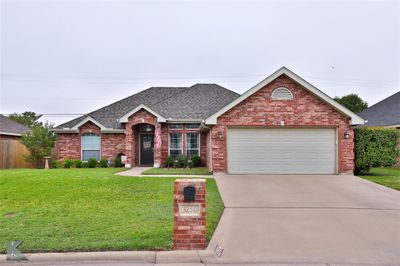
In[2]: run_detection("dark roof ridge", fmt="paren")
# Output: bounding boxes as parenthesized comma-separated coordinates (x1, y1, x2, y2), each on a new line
(362, 91, 400, 111)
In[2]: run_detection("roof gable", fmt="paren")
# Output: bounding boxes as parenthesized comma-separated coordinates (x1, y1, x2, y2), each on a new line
(205, 67, 365, 125)
(118, 104, 167, 123)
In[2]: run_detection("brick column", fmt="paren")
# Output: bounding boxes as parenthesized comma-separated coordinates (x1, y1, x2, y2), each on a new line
(124, 125, 133, 168)
(173, 179, 206, 250)
(154, 122, 162, 168)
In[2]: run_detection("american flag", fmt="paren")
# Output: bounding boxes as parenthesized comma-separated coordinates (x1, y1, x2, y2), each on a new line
(155, 127, 161, 148)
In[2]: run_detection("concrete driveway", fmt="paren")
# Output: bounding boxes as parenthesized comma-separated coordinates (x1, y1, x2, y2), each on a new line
(207, 174, 400, 265)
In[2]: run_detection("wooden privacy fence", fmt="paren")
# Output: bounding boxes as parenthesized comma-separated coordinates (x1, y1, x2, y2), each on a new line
(0, 140, 33, 169)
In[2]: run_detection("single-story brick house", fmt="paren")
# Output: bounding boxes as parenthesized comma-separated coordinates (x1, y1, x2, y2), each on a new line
(0, 114, 31, 140)
(53, 67, 364, 174)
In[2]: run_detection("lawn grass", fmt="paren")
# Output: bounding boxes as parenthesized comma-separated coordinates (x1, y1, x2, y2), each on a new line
(360, 167, 400, 190)
(0, 168, 224, 252)
(142, 167, 211, 175)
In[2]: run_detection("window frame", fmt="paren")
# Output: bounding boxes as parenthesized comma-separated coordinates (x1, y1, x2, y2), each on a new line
(168, 132, 183, 158)
(271, 87, 294, 100)
(168, 123, 183, 130)
(81, 133, 101, 161)
(185, 123, 201, 130)
(185, 132, 200, 160)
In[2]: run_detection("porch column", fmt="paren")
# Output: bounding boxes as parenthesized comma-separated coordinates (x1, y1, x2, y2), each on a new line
(154, 122, 162, 168)
(124, 125, 134, 168)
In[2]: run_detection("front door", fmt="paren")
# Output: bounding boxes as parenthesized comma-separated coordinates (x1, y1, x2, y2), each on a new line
(140, 134, 154, 165)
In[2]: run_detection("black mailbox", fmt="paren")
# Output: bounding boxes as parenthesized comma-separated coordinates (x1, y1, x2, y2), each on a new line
(183, 186, 196, 201)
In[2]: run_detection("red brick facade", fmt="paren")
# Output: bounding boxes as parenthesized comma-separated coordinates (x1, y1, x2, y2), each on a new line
(56, 111, 206, 167)
(208, 74, 354, 174)
(173, 179, 206, 250)
(57, 122, 125, 161)
(56, 74, 356, 173)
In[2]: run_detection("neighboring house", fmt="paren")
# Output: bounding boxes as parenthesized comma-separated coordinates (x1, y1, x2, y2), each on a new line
(0, 114, 31, 140)
(53, 67, 364, 174)
(359, 91, 400, 167)
(358, 91, 400, 128)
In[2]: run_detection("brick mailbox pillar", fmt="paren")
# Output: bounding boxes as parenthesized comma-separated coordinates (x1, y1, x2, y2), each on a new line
(173, 179, 206, 250)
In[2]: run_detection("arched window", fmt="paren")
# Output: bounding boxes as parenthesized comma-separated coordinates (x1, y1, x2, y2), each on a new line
(82, 133, 100, 161)
(271, 87, 293, 100)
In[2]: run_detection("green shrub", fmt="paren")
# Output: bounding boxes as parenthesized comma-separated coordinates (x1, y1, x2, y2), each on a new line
(191, 155, 201, 167)
(82, 162, 89, 168)
(99, 159, 108, 168)
(51, 160, 61, 169)
(88, 158, 98, 168)
(113, 157, 122, 167)
(74, 160, 83, 168)
(63, 159, 73, 168)
(187, 160, 193, 168)
(354, 127, 400, 174)
(177, 155, 188, 168)
(166, 155, 175, 168)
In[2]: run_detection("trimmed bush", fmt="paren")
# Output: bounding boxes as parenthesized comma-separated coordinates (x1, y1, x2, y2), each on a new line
(354, 127, 400, 174)
(82, 161, 89, 168)
(177, 155, 188, 168)
(74, 160, 83, 168)
(113, 157, 122, 168)
(88, 158, 97, 168)
(63, 159, 73, 168)
(51, 160, 61, 169)
(99, 159, 108, 168)
(166, 155, 175, 168)
(191, 156, 201, 167)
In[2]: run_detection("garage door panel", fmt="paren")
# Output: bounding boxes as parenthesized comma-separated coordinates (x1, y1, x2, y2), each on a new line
(227, 128, 336, 174)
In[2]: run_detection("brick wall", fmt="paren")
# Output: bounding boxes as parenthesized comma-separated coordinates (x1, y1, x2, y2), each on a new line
(173, 179, 206, 250)
(211, 74, 354, 174)
(57, 122, 125, 161)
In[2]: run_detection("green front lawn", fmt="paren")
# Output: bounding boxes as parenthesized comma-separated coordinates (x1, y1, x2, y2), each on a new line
(0, 168, 224, 252)
(142, 167, 211, 175)
(360, 167, 400, 190)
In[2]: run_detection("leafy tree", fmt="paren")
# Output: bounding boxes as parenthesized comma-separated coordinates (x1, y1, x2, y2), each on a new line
(20, 121, 56, 168)
(9, 111, 42, 128)
(334, 94, 368, 113)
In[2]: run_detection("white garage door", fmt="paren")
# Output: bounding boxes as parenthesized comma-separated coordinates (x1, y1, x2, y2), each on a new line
(227, 128, 336, 174)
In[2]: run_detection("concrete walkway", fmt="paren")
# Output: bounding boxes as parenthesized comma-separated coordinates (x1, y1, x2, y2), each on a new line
(116, 167, 213, 178)
(208, 174, 400, 265)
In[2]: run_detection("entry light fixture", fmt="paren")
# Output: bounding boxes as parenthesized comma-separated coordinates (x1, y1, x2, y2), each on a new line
(344, 131, 350, 139)
(217, 131, 223, 139)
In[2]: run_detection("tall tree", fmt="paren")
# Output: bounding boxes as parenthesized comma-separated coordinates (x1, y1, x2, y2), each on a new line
(20, 121, 56, 168)
(334, 94, 368, 113)
(8, 111, 42, 128)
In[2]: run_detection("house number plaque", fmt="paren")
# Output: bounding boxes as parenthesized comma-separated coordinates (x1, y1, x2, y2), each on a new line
(178, 203, 201, 217)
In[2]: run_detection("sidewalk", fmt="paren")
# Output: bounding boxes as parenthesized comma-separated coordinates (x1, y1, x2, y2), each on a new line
(116, 167, 213, 178)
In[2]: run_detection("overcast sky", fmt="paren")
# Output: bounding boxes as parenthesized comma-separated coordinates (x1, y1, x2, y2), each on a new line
(1, 0, 399, 126)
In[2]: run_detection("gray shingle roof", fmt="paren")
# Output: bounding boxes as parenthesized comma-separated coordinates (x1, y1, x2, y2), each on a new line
(0, 114, 32, 135)
(358, 91, 400, 127)
(56, 84, 239, 129)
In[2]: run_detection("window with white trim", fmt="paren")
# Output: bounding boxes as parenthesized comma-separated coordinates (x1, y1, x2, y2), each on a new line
(168, 123, 183, 129)
(271, 87, 293, 100)
(169, 133, 182, 159)
(82, 133, 100, 161)
(186, 133, 199, 160)
(185, 123, 200, 129)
